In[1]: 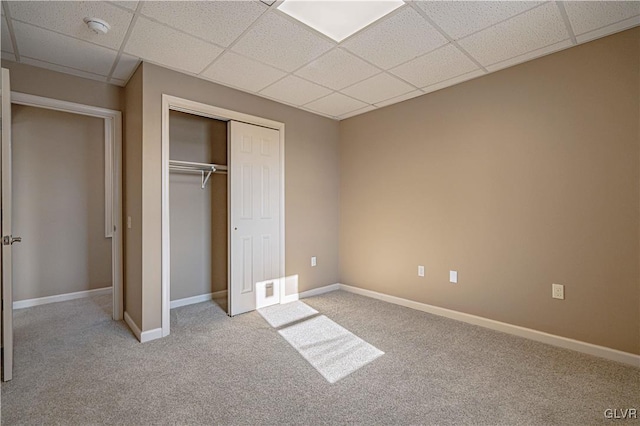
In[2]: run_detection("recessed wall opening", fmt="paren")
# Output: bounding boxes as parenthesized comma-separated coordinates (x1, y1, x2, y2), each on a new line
(168, 111, 228, 313)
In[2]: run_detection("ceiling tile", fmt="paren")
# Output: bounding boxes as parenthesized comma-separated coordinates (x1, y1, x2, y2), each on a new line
(417, 1, 543, 40)
(304, 93, 368, 118)
(21, 56, 108, 83)
(390, 44, 478, 88)
(374, 89, 424, 108)
(260, 75, 332, 106)
(564, 1, 640, 36)
(201, 51, 286, 93)
(575, 15, 640, 44)
(14, 21, 117, 76)
(485, 39, 573, 73)
(295, 49, 379, 90)
(8, 1, 133, 50)
(2, 16, 13, 53)
(124, 16, 223, 74)
(457, 3, 569, 67)
(341, 73, 415, 104)
(231, 12, 334, 72)
(342, 7, 447, 69)
(112, 53, 139, 80)
(339, 105, 377, 120)
(140, 1, 267, 48)
(111, 78, 127, 86)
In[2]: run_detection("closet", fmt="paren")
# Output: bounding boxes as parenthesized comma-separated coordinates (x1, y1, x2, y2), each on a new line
(169, 110, 228, 312)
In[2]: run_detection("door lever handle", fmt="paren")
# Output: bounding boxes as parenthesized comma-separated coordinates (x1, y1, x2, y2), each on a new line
(2, 235, 22, 245)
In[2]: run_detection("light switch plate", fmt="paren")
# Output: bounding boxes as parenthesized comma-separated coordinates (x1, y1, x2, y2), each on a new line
(418, 265, 425, 277)
(311, 256, 317, 267)
(449, 270, 458, 283)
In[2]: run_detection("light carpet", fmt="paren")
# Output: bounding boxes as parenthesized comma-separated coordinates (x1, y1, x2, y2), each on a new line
(1, 290, 638, 425)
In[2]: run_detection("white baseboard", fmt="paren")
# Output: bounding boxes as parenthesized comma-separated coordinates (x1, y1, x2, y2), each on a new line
(299, 283, 640, 368)
(124, 311, 163, 343)
(170, 290, 227, 309)
(13, 287, 112, 310)
(298, 283, 341, 299)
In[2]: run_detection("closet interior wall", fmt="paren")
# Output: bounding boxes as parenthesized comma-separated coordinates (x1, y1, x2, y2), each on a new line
(169, 110, 227, 304)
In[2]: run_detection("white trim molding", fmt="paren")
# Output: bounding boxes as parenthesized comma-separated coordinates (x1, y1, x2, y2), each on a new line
(170, 290, 228, 309)
(13, 287, 112, 309)
(10, 91, 124, 322)
(124, 311, 163, 343)
(298, 283, 640, 368)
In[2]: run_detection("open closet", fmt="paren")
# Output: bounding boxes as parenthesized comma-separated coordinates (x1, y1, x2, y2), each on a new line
(168, 111, 228, 312)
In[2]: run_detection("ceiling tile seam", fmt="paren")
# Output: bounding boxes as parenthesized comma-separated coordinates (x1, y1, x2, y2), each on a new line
(333, 69, 422, 101)
(106, 1, 138, 13)
(197, 5, 274, 75)
(9, 18, 123, 55)
(18, 54, 110, 79)
(555, 2, 577, 45)
(107, 1, 144, 82)
(419, 68, 485, 92)
(407, 3, 488, 73)
(339, 105, 377, 120)
(299, 89, 375, 112)
(2, 3, 21, 61)
(342, 84, 416, 106)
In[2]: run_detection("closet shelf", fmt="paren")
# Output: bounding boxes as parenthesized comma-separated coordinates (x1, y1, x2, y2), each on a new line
(169, 160, 228, 189)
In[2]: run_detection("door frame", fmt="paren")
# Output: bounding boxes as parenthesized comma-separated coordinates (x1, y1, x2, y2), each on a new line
(161, 94, 285, 337)
(10, 92, 124, 321)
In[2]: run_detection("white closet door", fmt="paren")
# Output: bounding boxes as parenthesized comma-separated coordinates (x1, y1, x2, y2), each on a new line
(1, 68, 15, 381)
(229, 121, 281, 316)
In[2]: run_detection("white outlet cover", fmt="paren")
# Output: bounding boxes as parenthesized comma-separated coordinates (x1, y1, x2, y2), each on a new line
(552, 283, 564, 300)
(449, 270, 458, 283)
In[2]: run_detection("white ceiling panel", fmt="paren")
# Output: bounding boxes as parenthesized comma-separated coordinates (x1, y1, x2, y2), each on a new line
(564, 1, 640, 36)
(112, 53, 139, 81)
(417, 1, 543, 40)
(201, 51, 286, 93)
(458, 3, 569, 67)
(422, 68, 486, 94)
(342, 73, 415, 105)
(390, 44, 478, 89)
(295, 49, 379, 90)
(342, 7, 447, 70)
(305, 92, 368, 118)
(124, 16, 223, 74)
(140, 1, 267, 48)
(21, 56, 108, 83)
(339, 105, 377, 120)
(260, 75, 332, 106)
(8, 1, 133, 50)
(231, 12, 334, 72)
(2, 16, 13, 53)
(14, 21, 117, 76)
(374, 89, 424, 108)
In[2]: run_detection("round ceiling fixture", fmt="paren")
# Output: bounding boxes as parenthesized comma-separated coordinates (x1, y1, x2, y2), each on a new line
(83, 17, 111, 35)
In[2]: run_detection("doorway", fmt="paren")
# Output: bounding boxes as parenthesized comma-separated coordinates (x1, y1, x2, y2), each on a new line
(161, 95, 285, 337)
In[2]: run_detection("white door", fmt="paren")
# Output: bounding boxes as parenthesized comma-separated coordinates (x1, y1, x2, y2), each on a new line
(1, 68, 18, 382)
(229, 121, 281, 316)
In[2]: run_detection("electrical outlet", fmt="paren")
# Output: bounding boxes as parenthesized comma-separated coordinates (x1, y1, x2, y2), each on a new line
(449, 270, 458, 283)
(311, 256, 317, 267)
(418, 265, 425, 277)
(552, 283, 564, 300)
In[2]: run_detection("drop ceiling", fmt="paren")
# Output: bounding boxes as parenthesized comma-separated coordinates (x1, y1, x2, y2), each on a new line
(1, 1, 639, 120)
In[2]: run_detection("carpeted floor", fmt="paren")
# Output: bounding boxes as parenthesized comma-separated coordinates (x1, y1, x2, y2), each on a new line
(1, 290, 638, 425)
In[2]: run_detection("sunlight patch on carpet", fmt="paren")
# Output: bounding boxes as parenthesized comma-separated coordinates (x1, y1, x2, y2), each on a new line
(259, 301, 384, 383)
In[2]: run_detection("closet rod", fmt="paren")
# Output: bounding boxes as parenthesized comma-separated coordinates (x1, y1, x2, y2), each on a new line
(169, 160, 228, 188)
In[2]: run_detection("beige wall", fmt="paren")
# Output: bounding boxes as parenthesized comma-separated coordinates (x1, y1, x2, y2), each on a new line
(132, 62, 340, 330)
(1, 60, 122, 111)
(12, 105, 112, 300)
(169, 111, 227, 301)
(124, 65, 143, 327)
(339, 28, 640, 354)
